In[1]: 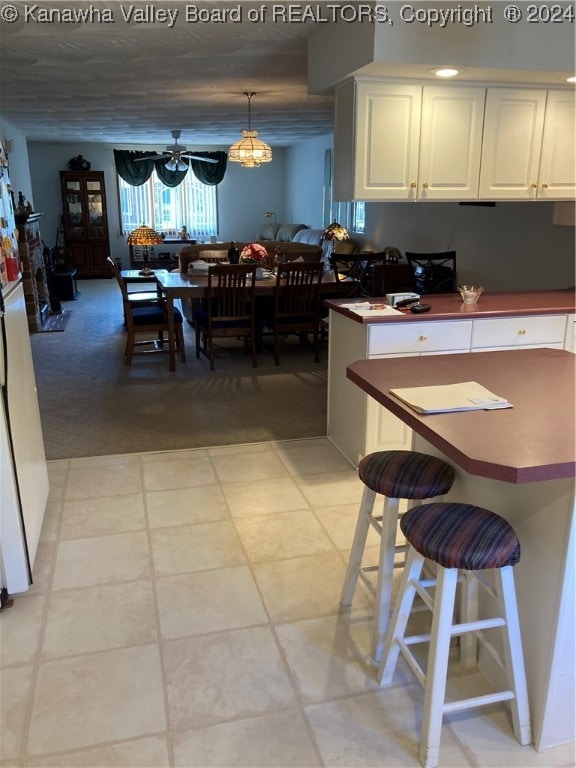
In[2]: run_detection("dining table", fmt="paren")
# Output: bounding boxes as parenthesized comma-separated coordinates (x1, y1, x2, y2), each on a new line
(153, 268, 340, 371)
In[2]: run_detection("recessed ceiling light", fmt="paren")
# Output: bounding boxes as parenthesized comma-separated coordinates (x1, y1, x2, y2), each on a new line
(433, 68, 460, 78)
(566, 75, 576, 83)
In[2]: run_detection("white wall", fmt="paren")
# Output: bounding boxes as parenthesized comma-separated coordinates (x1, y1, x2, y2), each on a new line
(365, 201, 575, 290)
(26, 140, 290, 265)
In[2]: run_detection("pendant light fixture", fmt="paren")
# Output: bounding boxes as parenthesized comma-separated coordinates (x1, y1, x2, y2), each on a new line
(228, 92, 272, 168)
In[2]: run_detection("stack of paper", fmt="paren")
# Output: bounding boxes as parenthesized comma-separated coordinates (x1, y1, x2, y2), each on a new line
(390, 381, 512, 414)
(341, 302, 403, 317)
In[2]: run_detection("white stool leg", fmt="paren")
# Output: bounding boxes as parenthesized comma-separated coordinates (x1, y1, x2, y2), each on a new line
(373, 496, 401, 662)
(496, 566, 532, 746)
(378, 547, 425, 685)
(460, 570, 479, 668)
(340, 486, 376, 606)
(419, 566, 458, 768)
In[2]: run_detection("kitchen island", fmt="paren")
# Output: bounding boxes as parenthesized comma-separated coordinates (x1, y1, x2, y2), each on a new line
(347, 347, 575, 752)
(326, 289, 575, 465)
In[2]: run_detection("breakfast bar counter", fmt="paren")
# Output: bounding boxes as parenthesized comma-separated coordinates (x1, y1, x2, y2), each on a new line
(326, 289, 575, 465)
(346, 348, 575, 752)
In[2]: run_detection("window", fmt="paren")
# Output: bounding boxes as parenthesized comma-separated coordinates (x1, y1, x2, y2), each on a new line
(323, 149, 365, 233)
(118, 170, 218, 239)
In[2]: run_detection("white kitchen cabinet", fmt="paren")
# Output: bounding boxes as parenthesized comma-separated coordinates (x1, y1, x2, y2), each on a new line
(334, 80, 485, 202)
(471, 314, 568, 351)
(479, 88, 575, 200)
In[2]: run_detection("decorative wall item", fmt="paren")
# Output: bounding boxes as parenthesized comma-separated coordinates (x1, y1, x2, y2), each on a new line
(67, 155, 92, 171)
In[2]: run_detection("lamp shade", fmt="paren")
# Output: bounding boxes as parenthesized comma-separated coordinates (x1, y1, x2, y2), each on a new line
(229, 130, 272, 168)
(127, 224, 163, 246)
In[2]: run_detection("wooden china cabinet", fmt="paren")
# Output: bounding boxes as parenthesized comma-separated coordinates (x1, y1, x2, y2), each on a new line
(59, 171, 111, 277)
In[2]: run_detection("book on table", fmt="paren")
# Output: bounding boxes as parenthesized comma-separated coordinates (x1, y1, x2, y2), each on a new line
(390, 381, 512, 414)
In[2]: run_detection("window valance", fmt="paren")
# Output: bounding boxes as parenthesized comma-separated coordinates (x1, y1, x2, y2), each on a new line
(113, 149, 227, 187)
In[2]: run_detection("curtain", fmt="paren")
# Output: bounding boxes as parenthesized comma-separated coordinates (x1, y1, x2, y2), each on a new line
(114, 149, 227, 186)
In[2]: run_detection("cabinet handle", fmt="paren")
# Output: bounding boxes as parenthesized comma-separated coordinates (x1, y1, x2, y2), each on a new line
(531, 182, 538, 189)
(518, 329, 527, 336)
(419, 335, 427, 342)
(422, 182, 429, 189)
(410, 182, 417, 189)
(541, 182, 548, 189)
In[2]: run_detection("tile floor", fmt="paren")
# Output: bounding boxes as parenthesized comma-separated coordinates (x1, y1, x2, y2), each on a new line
(1, 438, 574, 768)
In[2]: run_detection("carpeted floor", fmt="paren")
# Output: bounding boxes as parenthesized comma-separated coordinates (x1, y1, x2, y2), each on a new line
(30, 280, 329, 459)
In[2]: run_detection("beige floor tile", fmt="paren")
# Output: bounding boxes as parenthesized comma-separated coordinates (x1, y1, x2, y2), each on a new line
(172, 710, 322, 767)
(47, 469, 67, 503)
(252, 551, 368, 622)
(270, 437, 332, 451)
(222, 477, 309, 518)
(294, 470, 364, 508)
(208, 442, 271, 457)
(146, 486, 229, 529)
(28, 735, 171, 767)
(0, 594, 45, 667)
(313, 503, 381, 550)
(39, 501, 62, 543)
(157, 566, 268, 639)
(305, 687, 472, 767)
(42, 581, 157, 658)
(27, 645, 166, 755)
(60, 494, 146, 539)
(211, 450, 289, 484)
(143, 455, 216, 492)
(65, 464, 143, 501)
(0, 665, 34, 762)
(275, 612, 382, 704)
(150, 521, 246, 577)
(164, 627, 297, 731)
(52, 531, 150, 590)
(28, 541, 56, 595)
(235, 509, 336, 564)
(275, 443, 354, 475)
(68, 454, 141, 469)
(142, 448, 209, 463)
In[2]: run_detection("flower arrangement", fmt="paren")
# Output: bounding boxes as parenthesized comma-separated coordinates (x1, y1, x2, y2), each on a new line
(240, 242, 269, 263)
(321, 221, 350, 243)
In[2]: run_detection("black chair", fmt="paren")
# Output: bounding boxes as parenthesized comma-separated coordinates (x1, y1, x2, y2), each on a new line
(329, 253, 386, 298)
(194, 264, 257, 371)
(261, 262, 323, 365)
(405, 251, 457, 295)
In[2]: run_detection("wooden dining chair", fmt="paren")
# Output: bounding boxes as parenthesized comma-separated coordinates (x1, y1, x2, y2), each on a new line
(193, 263, 257, 371)
(261, 262, 323, 365)
(405, 251, 457, 294)
(107, 257, 185, 365)
(329, 253, 386, 297)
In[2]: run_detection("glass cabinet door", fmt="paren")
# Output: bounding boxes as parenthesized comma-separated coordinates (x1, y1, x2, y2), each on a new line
(65, 180, 84, 238)
(87, 180, 104, 237)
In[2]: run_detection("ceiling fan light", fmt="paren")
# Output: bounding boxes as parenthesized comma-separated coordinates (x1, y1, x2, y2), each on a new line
(165, 158, 188, 172)
(229, 130, 272, 168)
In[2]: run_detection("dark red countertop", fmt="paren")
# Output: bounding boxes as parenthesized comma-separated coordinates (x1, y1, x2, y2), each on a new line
(347, 348, 575, 484)
(326, 289, 575, 324)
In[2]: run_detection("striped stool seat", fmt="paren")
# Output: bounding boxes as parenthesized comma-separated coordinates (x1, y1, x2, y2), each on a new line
(341, 451, 455, 663)
(379, 502, 531, 768)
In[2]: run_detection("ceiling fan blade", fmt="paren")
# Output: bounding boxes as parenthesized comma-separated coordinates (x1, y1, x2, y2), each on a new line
(134, 153, 170, 162)
(181, 154, 218, 164)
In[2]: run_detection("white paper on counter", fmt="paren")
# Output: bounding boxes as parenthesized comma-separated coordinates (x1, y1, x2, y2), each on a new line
(390, 381, 513, 414)
(341, 302, 403, 317)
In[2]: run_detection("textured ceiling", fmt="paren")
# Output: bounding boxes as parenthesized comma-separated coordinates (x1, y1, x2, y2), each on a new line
(1, 1, 574, 152)
(0, 1, 335, 147)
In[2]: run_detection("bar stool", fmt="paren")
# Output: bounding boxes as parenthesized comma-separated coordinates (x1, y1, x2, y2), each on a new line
(340, 451, 455, 662)
(378, 502, 531, 768)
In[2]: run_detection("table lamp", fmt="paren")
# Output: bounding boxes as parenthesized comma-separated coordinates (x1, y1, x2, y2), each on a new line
(127, 224, 163, 276)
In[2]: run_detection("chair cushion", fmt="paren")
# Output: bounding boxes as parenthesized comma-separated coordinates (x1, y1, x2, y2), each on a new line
(358, 450, 454, 499)
(132, 306, 182, 325)
(401, 502, 521, 570)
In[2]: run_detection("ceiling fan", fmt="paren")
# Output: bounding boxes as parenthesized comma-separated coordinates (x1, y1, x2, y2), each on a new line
(136, 130, 218, 170)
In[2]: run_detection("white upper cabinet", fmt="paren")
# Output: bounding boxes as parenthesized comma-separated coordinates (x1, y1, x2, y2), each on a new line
(538, 90, 576, 200)
(479, 88, 575, 200)
(334, 80, 484, 201)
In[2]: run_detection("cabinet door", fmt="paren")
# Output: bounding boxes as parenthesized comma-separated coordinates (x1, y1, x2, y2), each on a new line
(354, 82, 422, 200)
(479, 88, 547, 199)
(418, 87, 485, 200)
(62, 179, 86, 239)
(537, 90, 576, 200)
